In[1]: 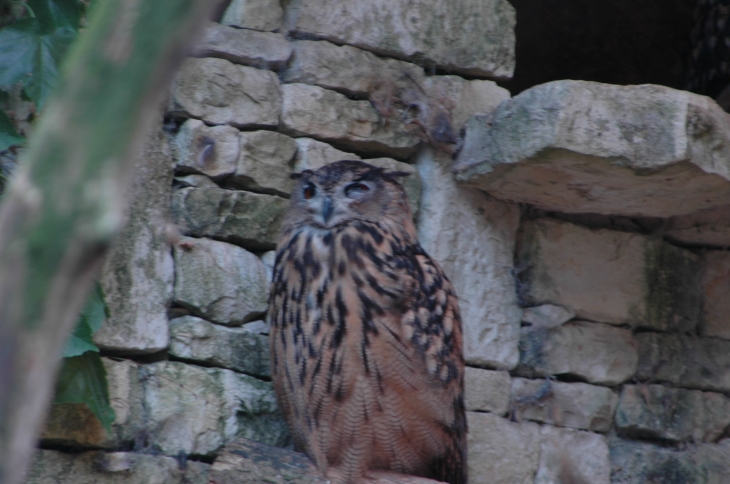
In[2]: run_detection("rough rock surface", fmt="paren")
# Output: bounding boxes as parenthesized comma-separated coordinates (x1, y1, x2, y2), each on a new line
(283, 0, 516, 79)
(280, 83, 420, 159)
(467, 412, 540, 484)
(521, 304, 575, 330)
(510, 378, 618, 433)
(455, 81, 730, 218)
(518, 321, 638, 385)
(25, 449, 210, 484)
(535, 426, 610, 484)
(174, 119, 239, 179)
(464, 367, 511, 415)
(615, 384, 730, 443)
(282, 40, 425, 98)
(229, 130, 298, 196)
(94, 127, 173, 353)
(169, 58, 281, 128)
(173, 237, 269, 326)
(422, 75, 511, 130)
(701, 251, 730, 339)
(196, 22, 292, 70)
(666, 204, 730, 247)
(517, 218, 702, 331)
(172, 186, 288, 250)
(609, 438, 730, 484)
(636, 332, 730, 392)
(417, 148, 522, 369)
(220, 0, 283, 31)
(170, 316, 271, 378)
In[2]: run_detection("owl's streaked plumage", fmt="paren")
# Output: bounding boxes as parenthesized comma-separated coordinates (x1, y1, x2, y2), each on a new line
(268, 160, 466, 484)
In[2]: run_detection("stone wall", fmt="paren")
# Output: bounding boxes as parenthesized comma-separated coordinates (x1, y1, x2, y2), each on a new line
(24, 0, 730, 483)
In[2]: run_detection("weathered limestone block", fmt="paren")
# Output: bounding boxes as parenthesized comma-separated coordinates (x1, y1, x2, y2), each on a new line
(172, 186, 288, 250)
(609, 438, 730, 484)
(25, 449, 210, 484)
(417, 148, 522, 369)
(517, 218, 702, 331)
(455, 81, 730, 218)
(284, 0, 515, 79)
(173, 237, 269, 326)
(229, 130, 298, 196)
(518, 321, 638, 385)
(174, 174, 218, 188)
(143, 361, 288, 455)
(209, 438, 444, 484)
(242, 320, 269, 334)
(510, 378, 618, 433)
(467, 412, 540, 484)
(280, 83, 420, 159)
(636, 332, 730, 392)
(95, 128, 173, 353)
(281, 40, 425, 98)
(174, 119, 239, 179)
(701, 251, 730, 339)
(521, 304, 575, 330)
(169, 58, 281, 128)
(196, 22, 292, 70)
(421, 75, 510, 130)
(464, 367, 511, 415)
(535, 426, 610, 484)
(170, 316, 270, 378)
(666, 204, 730, 247)
(615, 384, 730, 443)
(220, 0, 283, 32)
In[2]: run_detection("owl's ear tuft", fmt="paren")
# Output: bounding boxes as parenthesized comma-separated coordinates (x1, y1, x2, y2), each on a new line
(384, 171, 411, 178)
(290, 170, 314, 180)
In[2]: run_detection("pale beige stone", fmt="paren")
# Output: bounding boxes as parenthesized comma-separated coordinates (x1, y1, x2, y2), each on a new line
(292, 137, 361, 172)
(467, 412, 540, 484)
(173, 237, 269, 326)
(464, 367, 511, 415)
(284, 0, 516, 78)
(196, 22, 292, 70)
(174, 119, 239, 179)
(701, 251, 730, 339)
(282, 40, 425, 97)
(517, 218, 702, 331)
(169, 58, 281, 128)
(510, 378, 618, 432)
(535, 426, 610, 484)
(220, 0, 283, 32)
(422, 75, 510, 130)
(95, 128, 173, 353)
(230, 130, 298, 196)
(518, 321, 638, 386)
(455, 81, 730, 218)
(417, 148, 522, 369)
(280, 83, 420, 159)
(521, 304, 575, 330)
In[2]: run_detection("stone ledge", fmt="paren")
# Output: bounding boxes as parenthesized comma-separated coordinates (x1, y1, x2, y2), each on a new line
(454, 80, 730, 218)
(220, 0, 283, 32)
(195, 22, 293, 70)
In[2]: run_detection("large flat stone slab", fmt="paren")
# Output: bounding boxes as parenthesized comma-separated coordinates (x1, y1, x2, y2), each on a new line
(171, 186, 288, 250)
(665, 204, 730, 247)
(535, 426, 610, 484)
(636, 332, 730, 392)
(454, 80, 730, 218)
(417, 148, 522, 369)
(701, 251, 730, 339)
(220, 0, 283, 32)
(195, 22, 292, 70)
(517, 218, 702, 331)
(464, 367, 511, 415)
(169, 58, 281, 128)
(283, 0, 515, 79)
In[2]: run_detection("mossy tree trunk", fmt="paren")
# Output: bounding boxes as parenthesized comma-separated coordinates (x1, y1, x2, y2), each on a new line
(0, 1, 225, 482)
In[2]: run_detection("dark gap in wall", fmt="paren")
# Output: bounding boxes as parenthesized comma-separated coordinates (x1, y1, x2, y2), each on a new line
(500, 0, 698, 96)
(99, 351, 169, 364)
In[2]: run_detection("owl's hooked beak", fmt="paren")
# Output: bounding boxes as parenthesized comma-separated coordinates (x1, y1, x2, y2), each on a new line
(321, 196, 334, 224)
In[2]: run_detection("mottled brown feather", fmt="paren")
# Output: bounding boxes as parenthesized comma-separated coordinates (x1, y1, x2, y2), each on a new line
(269, 161, 466, 484)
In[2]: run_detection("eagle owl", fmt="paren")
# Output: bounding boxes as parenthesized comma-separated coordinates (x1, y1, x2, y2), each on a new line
(268, 160, 467, 484)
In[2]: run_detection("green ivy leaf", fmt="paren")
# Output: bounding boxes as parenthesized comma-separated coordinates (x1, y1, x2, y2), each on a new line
(27, 0, 83, 32)
(62, 282, 106, 357)
(54, 352, 116, 434)
(0, 17, 77, 109)
(0, 109, 24, 151)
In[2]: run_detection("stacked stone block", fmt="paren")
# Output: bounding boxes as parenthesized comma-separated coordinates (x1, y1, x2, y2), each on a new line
(27, 0, 730, 483)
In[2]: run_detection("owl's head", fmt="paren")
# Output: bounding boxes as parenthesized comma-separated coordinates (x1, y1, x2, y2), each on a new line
(285, 160, 413, 230)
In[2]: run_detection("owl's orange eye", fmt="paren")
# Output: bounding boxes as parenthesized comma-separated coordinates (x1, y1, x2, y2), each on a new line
(303, 184, 316, 200)
(345, 182, 370, 198)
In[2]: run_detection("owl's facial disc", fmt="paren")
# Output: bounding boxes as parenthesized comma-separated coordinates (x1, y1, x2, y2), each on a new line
(301, 178, 377, 228)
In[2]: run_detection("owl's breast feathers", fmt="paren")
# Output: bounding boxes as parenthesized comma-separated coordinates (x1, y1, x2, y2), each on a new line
(269, 219, 466, 484)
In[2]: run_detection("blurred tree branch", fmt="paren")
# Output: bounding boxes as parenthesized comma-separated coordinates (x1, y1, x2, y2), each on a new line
(0, 1, 225, 482)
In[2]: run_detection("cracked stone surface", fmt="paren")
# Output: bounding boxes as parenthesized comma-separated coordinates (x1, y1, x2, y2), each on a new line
(195, 22, 292, 70)
(455, 80, 730, 218)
